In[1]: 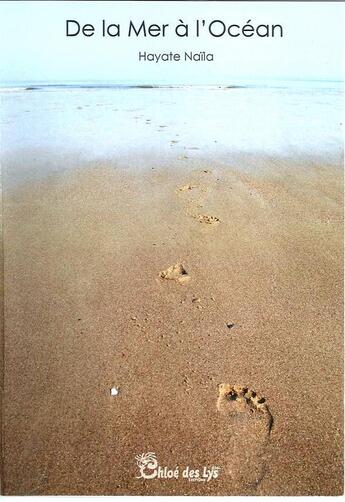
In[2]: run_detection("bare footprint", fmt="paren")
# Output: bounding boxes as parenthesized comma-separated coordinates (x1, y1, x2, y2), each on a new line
(217, 384, 273, 489)
(177, 184, 197, 192)
(192, 214, 220, 225)
(159, 263, 190, 284)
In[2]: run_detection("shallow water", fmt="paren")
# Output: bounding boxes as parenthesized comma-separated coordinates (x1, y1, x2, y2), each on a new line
(1, 81, 343, 184)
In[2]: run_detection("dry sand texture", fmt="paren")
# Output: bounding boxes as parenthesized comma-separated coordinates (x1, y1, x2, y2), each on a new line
(2, 154, 344, 495)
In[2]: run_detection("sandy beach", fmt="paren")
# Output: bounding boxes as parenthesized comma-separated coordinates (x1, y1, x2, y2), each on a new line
(1, 84, 343, 495)
(2, 154, 343, 495)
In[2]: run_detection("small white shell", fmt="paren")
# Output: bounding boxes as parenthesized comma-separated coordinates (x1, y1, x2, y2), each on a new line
(110, 387, 119, 396)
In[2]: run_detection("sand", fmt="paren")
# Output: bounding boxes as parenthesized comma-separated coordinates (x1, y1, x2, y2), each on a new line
(2, 154, 343, 495)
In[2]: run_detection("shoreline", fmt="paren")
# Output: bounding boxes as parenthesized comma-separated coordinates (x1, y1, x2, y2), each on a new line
(3, 149, 344, 191)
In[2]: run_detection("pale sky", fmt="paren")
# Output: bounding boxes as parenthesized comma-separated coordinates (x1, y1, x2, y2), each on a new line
(0, 1, 344, 84)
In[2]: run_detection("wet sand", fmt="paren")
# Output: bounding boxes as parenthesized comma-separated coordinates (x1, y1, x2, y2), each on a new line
(2, 155, 343, 495)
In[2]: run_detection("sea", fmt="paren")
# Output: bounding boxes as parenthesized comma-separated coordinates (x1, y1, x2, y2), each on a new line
(0, 79, 343, 185)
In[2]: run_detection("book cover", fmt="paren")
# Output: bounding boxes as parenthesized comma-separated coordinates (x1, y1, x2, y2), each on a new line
(0, 0, 343, 496)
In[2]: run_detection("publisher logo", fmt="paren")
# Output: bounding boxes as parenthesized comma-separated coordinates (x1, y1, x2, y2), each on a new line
(135, 452, 220, 482)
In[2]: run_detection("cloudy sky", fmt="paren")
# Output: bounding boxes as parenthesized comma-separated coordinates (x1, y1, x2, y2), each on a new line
(1, 1, 344, 84)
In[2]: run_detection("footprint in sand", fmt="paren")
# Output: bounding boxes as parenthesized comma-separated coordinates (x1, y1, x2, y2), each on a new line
(177, 184, 197, 192)
(192, 214, 220, 225)
(217, 384, 273, 488)
(159, 263, 190, 284)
